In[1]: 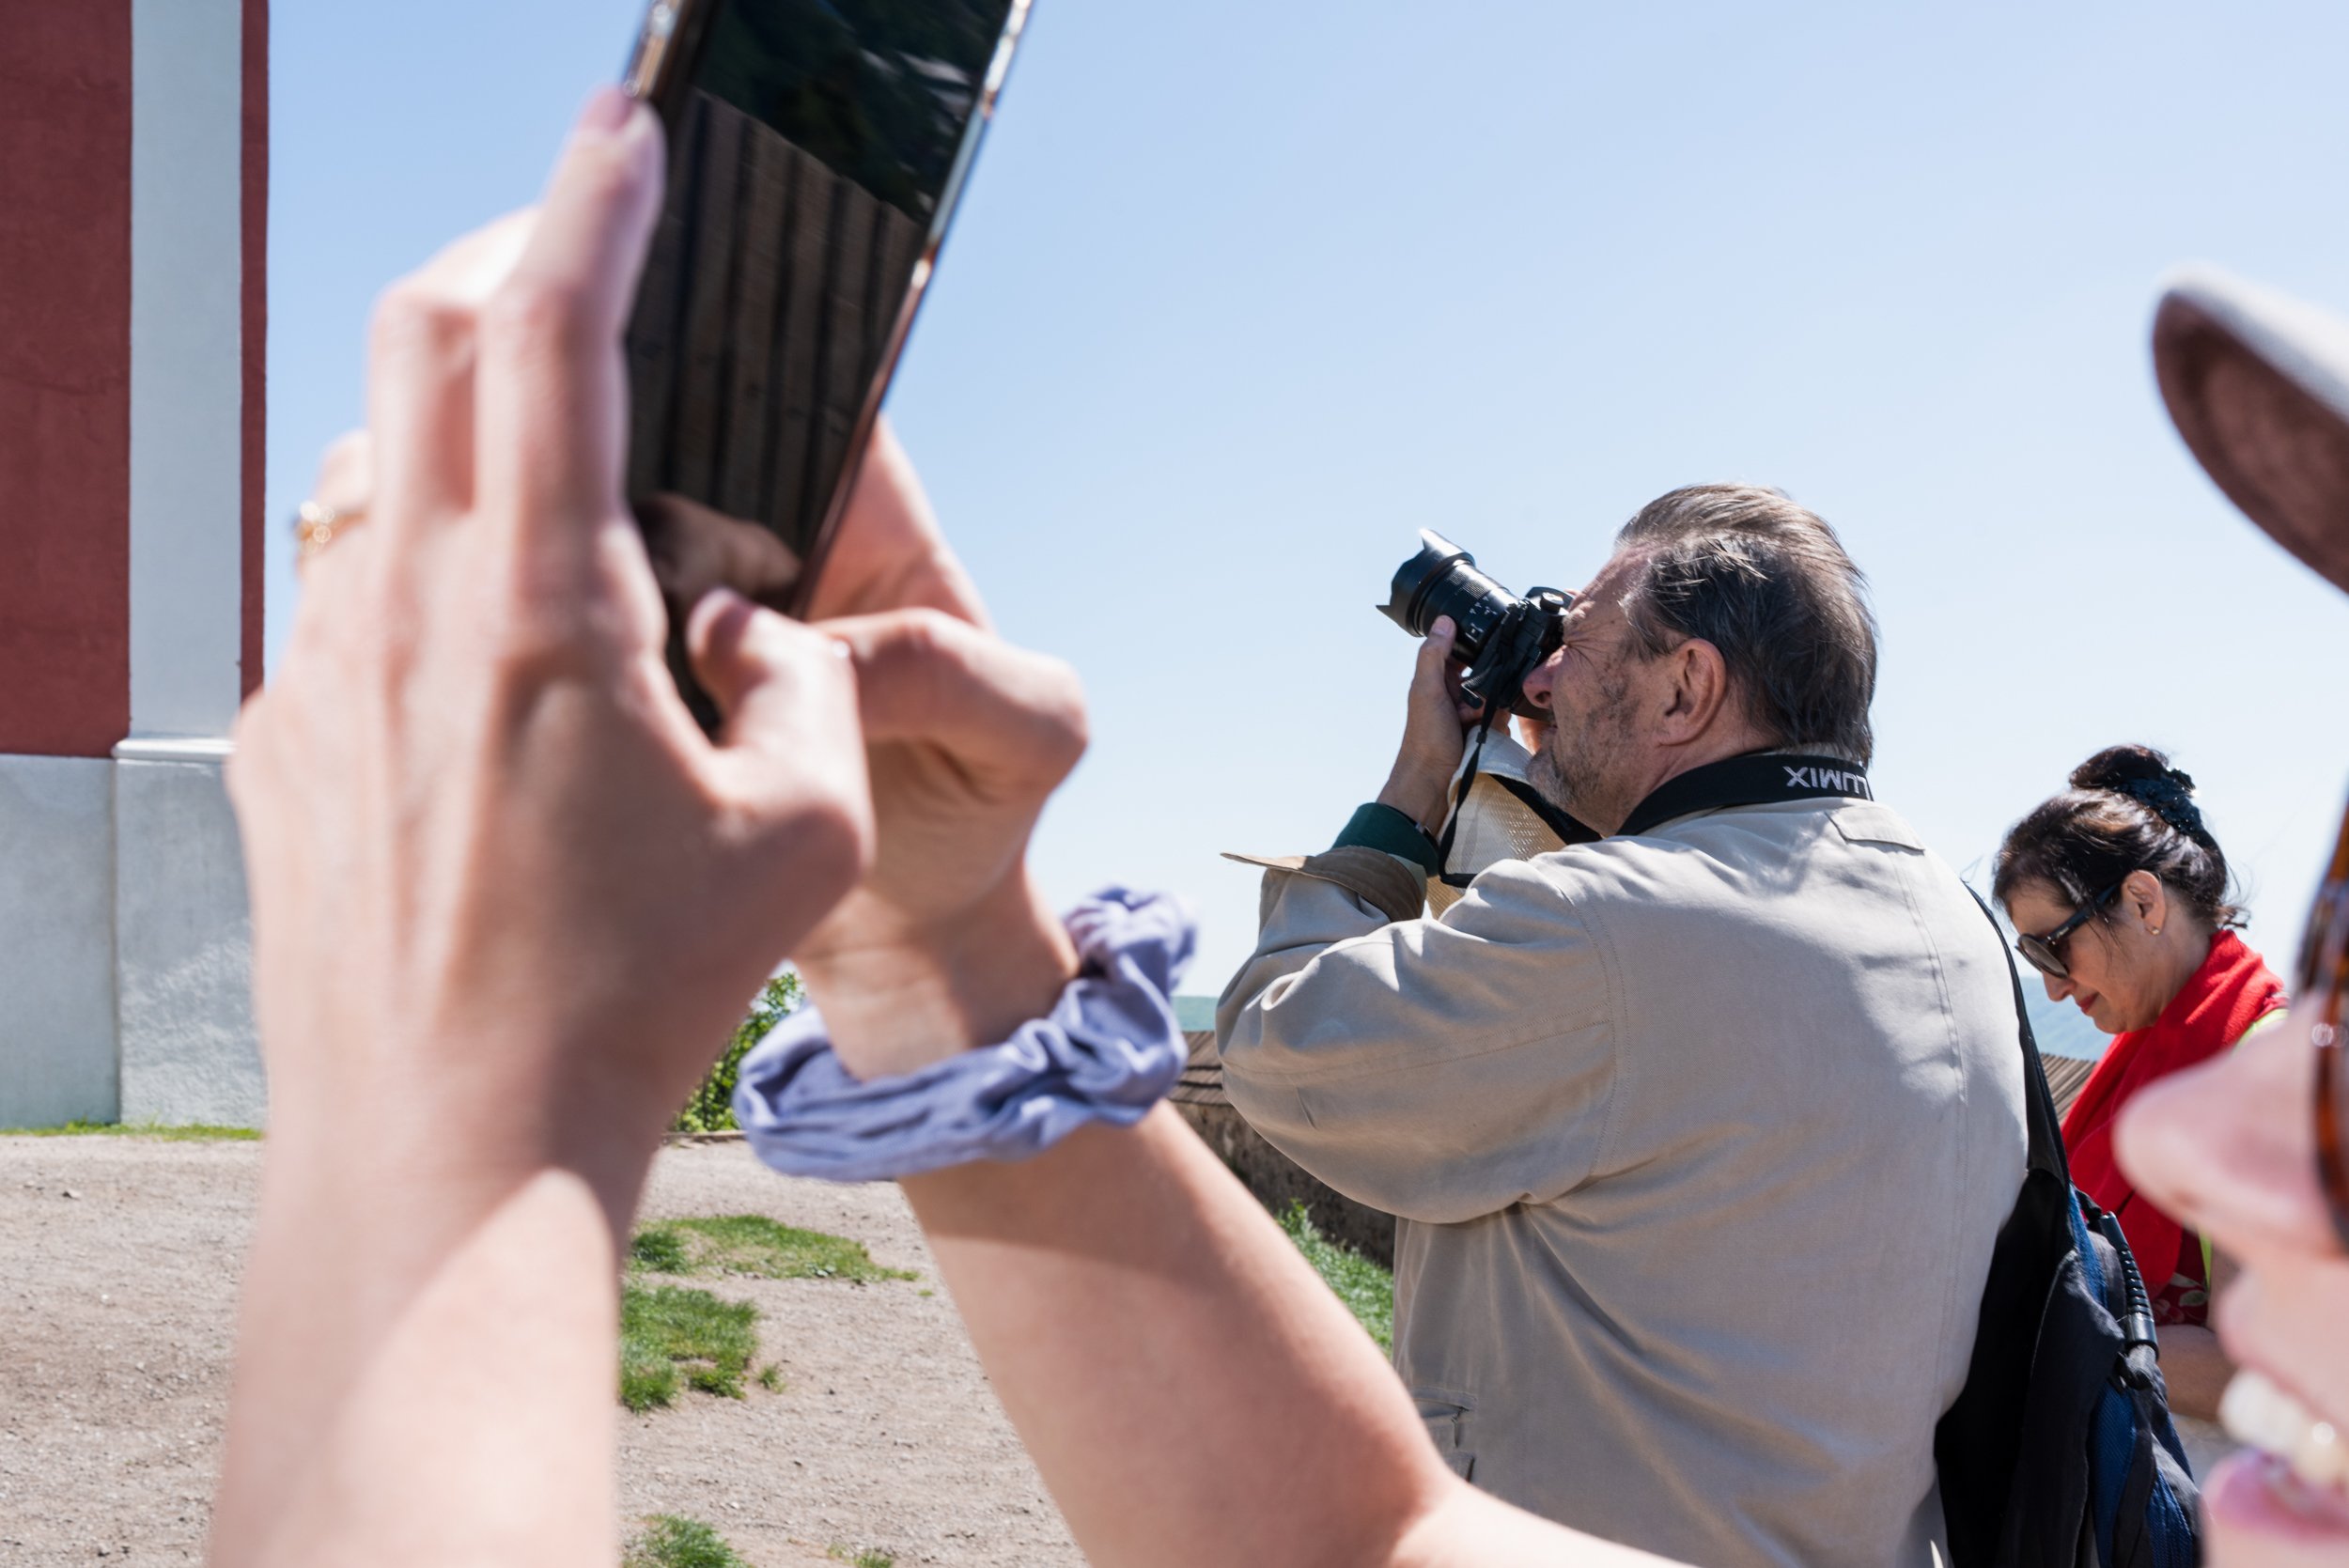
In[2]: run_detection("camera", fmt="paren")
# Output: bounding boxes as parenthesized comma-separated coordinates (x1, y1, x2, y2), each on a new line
(1378, 530, 1572, 718)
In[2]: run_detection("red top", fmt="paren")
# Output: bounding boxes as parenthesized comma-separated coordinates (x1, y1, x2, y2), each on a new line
(2060, 930, 2286, 1326)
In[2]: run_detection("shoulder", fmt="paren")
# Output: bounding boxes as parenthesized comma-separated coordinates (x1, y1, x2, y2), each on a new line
(1513, 799, 1925, 892)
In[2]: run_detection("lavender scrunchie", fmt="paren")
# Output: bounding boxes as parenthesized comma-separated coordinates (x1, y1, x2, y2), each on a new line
(733, 888, 1196, 1182)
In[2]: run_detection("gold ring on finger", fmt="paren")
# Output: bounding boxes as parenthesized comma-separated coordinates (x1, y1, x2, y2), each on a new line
(293, 500, 367, 559)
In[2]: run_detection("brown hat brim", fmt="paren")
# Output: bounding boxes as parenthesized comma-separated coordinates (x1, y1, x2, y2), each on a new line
(2154, 267, 2349, 595)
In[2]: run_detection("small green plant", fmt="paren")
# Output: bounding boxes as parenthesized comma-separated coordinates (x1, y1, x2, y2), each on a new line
(1279, 1201, 1394, 1352)
(630, 1215, 915, 1283)
(756, 1362, 785, 1392)
(624, 1514, 750, 1568)
(630, 1227, 691, 1274)
(0, 1120, 260, 1141)
(619, 1282, 759, 1411)
(674, 973, 801, 1132)
(827, 1547, 895, 1568)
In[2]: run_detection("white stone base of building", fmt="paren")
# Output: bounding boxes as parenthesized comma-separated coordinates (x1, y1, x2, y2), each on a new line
(0, 745, 259, 1129)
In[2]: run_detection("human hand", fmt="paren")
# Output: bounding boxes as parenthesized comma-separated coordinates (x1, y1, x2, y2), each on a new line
(1375, 616, 1481, 831)
(786, 425, 1091, 1078)
(232, 91, 872, 1198)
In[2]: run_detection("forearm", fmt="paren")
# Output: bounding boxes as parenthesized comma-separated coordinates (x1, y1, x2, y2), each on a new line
(1212, 861, 1402, 1049)
(212, 1111, 646, 1567)
(810, 864, 1640, 1566)
(808, 879, 1449, 1565)
(902, 1109, 1454, 1568)
(904, 1110, 1667, 1568)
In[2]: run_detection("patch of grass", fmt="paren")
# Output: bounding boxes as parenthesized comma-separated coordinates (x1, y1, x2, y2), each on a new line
(620, 1355, 677, 1414)
(1278, 1201, 1393, 1352)
(827, 1547, 895, 1568)
(756, 1362, 785, 1392)
(619, 1282, 758, 1411)
(624, 1514, 750, 1568)
(630, 1215, 915, 1284)
(630, 1227, 690, 1274)
(0, 1120, 260, 1141)
(675, 973, 802, 1133)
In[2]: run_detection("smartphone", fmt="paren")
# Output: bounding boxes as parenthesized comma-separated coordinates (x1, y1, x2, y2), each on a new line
(619, 0, 1029, 730)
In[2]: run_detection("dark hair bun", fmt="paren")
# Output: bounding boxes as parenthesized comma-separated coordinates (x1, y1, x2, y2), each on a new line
(2068, 744, 2212, 848)
(2070, 743, 2185, 796)
(1994, 741, 2240, 930)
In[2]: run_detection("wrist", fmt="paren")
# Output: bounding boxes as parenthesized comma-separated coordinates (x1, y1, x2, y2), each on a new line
(797, 870, 1080, 1079)
(1376, 764, 1452, 832)
(259, 1042, 666, 1238)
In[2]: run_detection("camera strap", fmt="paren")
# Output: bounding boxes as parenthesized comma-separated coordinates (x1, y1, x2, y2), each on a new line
(1432, 708, 1503, 888)
(1436, 744, 1864, 888)
(1433, 711, 1599, 888)
(1615, 753, 1873, 839)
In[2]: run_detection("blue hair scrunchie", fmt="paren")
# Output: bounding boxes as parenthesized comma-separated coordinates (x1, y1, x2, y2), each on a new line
(733, 888, 1196, 1183)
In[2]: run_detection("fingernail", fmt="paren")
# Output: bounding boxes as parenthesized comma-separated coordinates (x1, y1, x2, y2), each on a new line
(578, 85, 637, 138)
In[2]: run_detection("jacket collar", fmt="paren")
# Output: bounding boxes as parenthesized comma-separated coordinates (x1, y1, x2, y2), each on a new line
(1616, 753, 1873, 839)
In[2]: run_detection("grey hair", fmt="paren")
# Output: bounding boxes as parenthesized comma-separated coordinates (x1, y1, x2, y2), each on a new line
(1611, 485, 1878, 765)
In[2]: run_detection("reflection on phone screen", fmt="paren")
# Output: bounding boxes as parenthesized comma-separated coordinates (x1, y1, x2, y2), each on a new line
(624, 0, 1019, 729)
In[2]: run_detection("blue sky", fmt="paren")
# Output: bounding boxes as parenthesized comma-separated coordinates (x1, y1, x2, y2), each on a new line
(272, 2, 2349, 1049)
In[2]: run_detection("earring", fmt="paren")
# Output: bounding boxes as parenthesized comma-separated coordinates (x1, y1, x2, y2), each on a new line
(2149, 926, 2162, 937)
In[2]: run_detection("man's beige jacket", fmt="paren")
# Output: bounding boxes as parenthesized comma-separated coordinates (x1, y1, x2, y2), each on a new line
(1217, 796, 2028, 1568)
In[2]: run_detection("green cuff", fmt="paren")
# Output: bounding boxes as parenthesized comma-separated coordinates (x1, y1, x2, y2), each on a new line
(1333, 802, 1441, 878)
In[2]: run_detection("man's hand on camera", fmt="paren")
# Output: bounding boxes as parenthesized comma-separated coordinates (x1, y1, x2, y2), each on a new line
(1376, 615, 1483, 831)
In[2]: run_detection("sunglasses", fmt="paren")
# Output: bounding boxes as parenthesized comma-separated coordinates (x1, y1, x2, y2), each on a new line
(2015, 879, 2126, 982)
(2294, 812, 2349, 1250)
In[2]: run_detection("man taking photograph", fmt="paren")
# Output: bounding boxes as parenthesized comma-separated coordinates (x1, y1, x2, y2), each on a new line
(1217, 486, 2029, 1568)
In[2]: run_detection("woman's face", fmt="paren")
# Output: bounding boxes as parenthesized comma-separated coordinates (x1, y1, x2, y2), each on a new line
(2119, 1010, 2349, 1561)
(2003, 878, 2170, 1034)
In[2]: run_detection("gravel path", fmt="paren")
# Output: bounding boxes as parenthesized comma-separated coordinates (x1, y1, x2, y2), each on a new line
(0, 1136, 1081, 1567)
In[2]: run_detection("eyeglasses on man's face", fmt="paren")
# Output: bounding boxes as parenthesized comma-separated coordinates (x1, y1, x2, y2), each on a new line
(2015, 879, 2126, 982)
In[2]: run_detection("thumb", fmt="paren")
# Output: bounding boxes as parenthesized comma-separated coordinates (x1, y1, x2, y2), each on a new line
(686, 589, 869, 800)
(1417, 616, 1469, 706)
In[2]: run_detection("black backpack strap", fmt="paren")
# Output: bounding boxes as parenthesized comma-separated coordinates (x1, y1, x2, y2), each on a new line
(1966, 887, 2074, 1189)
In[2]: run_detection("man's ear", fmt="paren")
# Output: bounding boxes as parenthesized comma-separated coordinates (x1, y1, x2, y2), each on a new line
(1656, 638, 1732, 743)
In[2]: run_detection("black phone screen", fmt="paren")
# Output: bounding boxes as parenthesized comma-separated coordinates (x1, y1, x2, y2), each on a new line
(621, 0, 1021, 729)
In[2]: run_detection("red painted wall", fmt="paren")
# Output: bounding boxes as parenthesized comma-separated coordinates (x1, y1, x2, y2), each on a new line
(0, 3, 133, 756)
(241, 0, 268, 696)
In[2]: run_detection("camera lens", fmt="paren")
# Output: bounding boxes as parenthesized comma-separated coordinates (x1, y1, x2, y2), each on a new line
(1378, 529, 1520, 661)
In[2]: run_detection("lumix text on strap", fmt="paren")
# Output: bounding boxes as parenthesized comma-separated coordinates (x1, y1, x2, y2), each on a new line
(1614, 753, 1873, 840)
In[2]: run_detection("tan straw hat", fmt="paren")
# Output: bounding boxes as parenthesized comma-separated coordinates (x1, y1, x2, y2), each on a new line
(2154, 267, 2349, 593)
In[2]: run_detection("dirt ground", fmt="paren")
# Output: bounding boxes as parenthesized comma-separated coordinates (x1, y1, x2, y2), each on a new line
(0, 1135, 1081, 1567)
(2, 1132, 2239, 1566)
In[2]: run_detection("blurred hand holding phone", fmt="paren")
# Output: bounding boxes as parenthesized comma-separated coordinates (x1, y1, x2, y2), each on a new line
(621, 0, 1028, 729)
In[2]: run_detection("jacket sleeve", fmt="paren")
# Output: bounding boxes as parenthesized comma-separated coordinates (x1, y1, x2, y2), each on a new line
(1213, 853, 1620, 1222)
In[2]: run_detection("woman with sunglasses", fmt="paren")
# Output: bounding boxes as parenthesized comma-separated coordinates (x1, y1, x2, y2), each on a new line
(1992, 743, 2287, 1421)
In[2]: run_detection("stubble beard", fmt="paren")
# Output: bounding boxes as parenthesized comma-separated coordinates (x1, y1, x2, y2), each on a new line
(1527, 670, 1637, 828)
